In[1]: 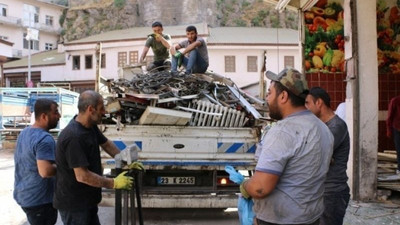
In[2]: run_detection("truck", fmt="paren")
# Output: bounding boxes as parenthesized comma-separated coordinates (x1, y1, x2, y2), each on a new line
(99, 70, 264, 208)
(0, 87, 79, 148)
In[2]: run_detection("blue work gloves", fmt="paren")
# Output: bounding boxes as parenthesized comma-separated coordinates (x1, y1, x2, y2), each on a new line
(225, 165, 254, 225)
(225, 165, 250, 199)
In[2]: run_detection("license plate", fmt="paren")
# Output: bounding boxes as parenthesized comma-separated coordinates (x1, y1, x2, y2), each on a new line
(157, 176, 195, 185)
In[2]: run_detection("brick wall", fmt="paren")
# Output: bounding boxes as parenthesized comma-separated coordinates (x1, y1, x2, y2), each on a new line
(379, 73, 400, 151)
(306, 72, 346, 110)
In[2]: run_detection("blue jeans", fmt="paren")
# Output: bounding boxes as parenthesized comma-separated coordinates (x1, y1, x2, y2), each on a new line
(22, 203, 57, 225)
(171, 49, 208, 73)
(394, 128, 400, 170)
(320, 187, 350, 225)
(59, 206, 100, 225)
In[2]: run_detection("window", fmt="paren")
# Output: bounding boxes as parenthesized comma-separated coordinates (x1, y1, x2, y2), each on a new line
(247, 56, 258, 72)
(72, 56, 80, 70)
(101, 53, 106, 68)
(118, 52, 127, 67)
(45, 43, 53, 50)
(45, 15, 53, 26)
(129, 51, 138, 64)
(23, 33, 39, 50)
(85, 55, 93, 69)
(284, 56, 295, 68)
(0, 4, 7, 17)
(225, 56, 236, 72)
(23, 4, 39, 26)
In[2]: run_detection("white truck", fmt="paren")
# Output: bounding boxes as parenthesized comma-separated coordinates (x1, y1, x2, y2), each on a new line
(99, 70, 263, 208)
(101, 124, 259, 208)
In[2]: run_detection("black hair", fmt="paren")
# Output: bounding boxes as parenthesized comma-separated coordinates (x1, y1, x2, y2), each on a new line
(77, 90, 103, 113)
(34, 98, 58, 120)
(152, 21, 163, 28)
(273, 81, 306, 107)
(308, 87, 331, 108)
(186, 25, 197, 34)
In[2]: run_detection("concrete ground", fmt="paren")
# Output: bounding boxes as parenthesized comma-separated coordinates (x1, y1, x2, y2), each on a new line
(2, 147, 400, 225)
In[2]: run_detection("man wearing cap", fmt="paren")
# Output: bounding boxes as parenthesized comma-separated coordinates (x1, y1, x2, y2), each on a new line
(139, 21, 171, 72)
(240, 68, 334, 225)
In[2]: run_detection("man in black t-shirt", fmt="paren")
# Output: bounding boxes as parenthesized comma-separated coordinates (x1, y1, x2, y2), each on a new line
(305, 87, 350, 225)
(54, 90, 133, 225)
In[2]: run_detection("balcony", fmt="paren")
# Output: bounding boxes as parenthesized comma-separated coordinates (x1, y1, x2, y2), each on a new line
(0, 15, 21, 26)
(22, 21, 61, 34)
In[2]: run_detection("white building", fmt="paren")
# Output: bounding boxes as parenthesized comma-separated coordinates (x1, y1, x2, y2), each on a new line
(0, 0, 66, 58)
(2, 23, 300, 92)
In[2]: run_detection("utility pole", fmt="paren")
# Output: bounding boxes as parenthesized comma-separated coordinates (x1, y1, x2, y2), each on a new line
(95, 42, 102, 92)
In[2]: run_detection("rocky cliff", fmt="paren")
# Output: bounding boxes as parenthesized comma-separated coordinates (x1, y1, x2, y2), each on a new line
(60, 0, 298, 42)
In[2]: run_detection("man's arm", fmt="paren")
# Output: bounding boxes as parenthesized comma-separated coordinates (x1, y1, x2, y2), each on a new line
(73, 167, 114, 189)
(170, 43, 181, 55)
(140, 46, 150, 63)
(181, 40, 202, 55)
(157, 35, 171, 49)
(37, 160, 56, 178)
(242, 170, 279, 199)
(100, 139, 120, 158)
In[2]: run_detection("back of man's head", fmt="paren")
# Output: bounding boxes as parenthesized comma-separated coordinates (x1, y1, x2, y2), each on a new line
(78, 90, 102, 113)
(309, 87, 331, 108)
(34, 98, 57, 121)
(186, 25, 197, 34)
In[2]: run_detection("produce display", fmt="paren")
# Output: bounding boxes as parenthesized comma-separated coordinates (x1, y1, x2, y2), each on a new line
(304, 0, 345, 73)
(377, 0, 400, 74)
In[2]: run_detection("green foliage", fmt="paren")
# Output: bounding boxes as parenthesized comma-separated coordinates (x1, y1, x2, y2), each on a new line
(58, 9, 67, 26)
(234, 18, 246, 26)
(217, 0, 225, 8)
(60, 29, 66, 36)
(242, 0, 250, 8)
(251, 16, 263, 26)
(114, 0, 126, 8)
(257, 9, 268, 18)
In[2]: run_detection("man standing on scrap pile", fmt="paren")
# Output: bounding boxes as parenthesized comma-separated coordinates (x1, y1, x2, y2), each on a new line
(170, 25, 209, 75)
(239, 68, 334, 225)
(53, 90, 138, 225)
(139, 21, 172, 71)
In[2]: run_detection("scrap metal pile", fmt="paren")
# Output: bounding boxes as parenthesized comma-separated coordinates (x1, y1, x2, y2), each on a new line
(102, 69, 265, 127)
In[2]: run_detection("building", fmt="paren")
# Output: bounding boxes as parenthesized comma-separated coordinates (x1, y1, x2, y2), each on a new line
(0, 0, 66, 58)
(2, 23, 300, 92)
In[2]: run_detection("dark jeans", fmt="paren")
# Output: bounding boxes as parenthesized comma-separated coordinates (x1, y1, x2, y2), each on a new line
(59, 206, 100, 225)
(257, 218, 320, 225)
(320, 187, 350, 225)
(394, 128, 400, 170)
(22, 203, 57, 225)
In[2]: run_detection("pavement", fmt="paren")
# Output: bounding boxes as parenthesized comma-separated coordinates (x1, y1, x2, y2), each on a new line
(2, 147, 400, 225)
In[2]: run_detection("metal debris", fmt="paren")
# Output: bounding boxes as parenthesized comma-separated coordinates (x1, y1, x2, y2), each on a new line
(102, 69, 264, 127)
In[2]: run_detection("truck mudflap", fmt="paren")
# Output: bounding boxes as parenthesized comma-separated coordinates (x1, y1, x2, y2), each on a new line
(101, 193, 239, 208)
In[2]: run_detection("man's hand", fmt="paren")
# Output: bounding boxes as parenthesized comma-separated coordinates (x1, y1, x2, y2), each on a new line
(113, 171, 133, 190)
(128, 162, 145, 171)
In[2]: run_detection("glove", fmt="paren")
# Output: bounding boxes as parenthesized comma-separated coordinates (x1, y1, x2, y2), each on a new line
(128, 162, 145, 171)
(225, 165, 250, 199)
(225, 165, 244, 184)
(174, 51, 182, 59)
(113, 171, 133, 190)
(240, 181, 251, 199)
(148, 33, 160, 39)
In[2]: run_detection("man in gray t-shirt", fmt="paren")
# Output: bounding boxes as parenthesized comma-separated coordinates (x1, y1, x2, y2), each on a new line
(240, 69, 334, 225)
(306, 87, 350, 225)
(170, 25, 209, 75)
